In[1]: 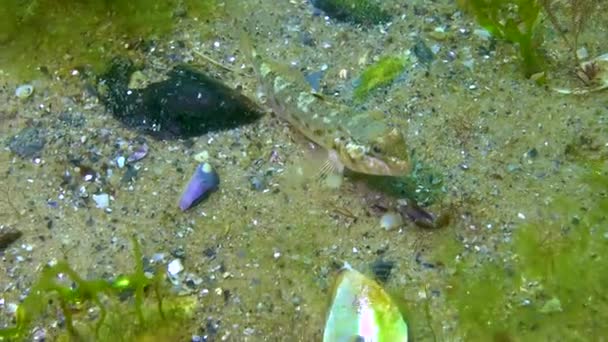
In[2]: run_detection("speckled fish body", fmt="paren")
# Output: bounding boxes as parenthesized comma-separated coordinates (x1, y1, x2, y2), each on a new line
(241, 36, 410, 177)
(323, 265, 408, 342)
(179, 162, 219, 211)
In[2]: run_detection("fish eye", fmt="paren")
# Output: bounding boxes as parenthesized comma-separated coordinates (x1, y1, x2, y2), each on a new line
(371, 144, 383, 154)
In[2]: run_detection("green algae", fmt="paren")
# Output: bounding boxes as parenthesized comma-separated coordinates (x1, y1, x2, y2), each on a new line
(354, 56, 407, 101)
(0, 0, 219, 78)
(0, 237, 193, 341)
(436, 161, 608, 340)
(312, 0, 390, 26)
(360, 154, 445, 206)
(458, 0, 545, 77)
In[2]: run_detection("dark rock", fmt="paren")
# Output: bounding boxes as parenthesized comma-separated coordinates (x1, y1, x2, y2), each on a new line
(299, 31, 316, 46)
(8, 127, 46, 158)
(412, 39, 434, 65)
(170, 246, 186, 259)
(370, 259, 394, 284)
(304, 70, 325, 92)
(98, 58, 263, 140)
(0, 226, 22, 250)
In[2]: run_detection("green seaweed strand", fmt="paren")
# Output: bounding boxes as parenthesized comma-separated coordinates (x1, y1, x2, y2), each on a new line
(0, 237, 158, 340)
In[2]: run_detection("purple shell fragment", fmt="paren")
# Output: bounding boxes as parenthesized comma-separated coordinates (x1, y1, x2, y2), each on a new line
(127, 143, 149, 163)
(179, 162, 219, 211)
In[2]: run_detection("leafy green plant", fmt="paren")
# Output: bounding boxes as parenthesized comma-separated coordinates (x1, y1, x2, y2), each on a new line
(0, 237, 193, 341)
(312, 0, 390, 25)
(459, 0, 545, 77)
(354, 56, 407, 101)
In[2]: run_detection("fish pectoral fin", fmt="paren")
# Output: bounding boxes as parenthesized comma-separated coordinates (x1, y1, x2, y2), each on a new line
(315, 159, 337, 180)
(314, 150, 345, 185)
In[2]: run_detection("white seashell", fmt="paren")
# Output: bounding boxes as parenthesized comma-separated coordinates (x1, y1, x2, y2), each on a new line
(380, 212, 403, 230)
(15, 84, 34, 99)
(323, 265, 408, 342)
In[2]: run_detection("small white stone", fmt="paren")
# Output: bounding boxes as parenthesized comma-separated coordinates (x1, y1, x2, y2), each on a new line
(6, 303, 18, 314)
(167, 259, 184, 276)
(92, 193, 110, 209)
(517, 212, 526, 220)
(116, 156, 126, 168)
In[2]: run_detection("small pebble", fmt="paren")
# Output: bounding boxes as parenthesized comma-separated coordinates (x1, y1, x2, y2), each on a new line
(194, 150, 210, 162)
(92, 193, 110, 209)
(116, 156, 126, 168)
(168, 259, 184, 276)
(152, 253, 166, 263)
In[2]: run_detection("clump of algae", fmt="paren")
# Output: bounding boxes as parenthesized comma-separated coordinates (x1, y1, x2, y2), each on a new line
(458, 0, 545, 77)
(312, 0, 391, 26)
(354, 56, 407, 101)
(0, 237, 195, 341)
(0, 0, 219, 79)
(435, 161, 608, 340)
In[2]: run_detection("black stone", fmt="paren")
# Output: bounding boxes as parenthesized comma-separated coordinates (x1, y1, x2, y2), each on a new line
(98, 57, 263, 140)
(370, 259, 394, 284)
(0, 226, 22, 250)
(412, 39, 434, 65)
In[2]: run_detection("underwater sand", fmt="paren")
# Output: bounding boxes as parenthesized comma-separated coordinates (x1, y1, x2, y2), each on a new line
(1, 0, 606, 340)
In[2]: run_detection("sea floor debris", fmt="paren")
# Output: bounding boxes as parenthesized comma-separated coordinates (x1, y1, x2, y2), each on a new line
(323, 264, 408, 342)
(179, 162, 220, 211)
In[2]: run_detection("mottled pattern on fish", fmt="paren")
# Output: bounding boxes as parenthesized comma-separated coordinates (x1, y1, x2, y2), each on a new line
(244, 39, 411, 177)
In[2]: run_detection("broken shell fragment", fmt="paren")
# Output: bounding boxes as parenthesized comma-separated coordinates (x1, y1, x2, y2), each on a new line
(554, 53, 608, 94)
(323, 264, 408, 342)
(179, 162, 219, 211)
(15, 84, 34, 99)
(127, 142, 148, 163)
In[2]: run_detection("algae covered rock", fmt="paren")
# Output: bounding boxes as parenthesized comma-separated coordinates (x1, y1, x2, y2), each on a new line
(312, 0, 391, 25)
(98, 57, 263, 139)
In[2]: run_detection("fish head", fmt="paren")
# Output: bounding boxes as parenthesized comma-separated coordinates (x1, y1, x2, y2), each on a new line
(335, 128, 410, 176)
